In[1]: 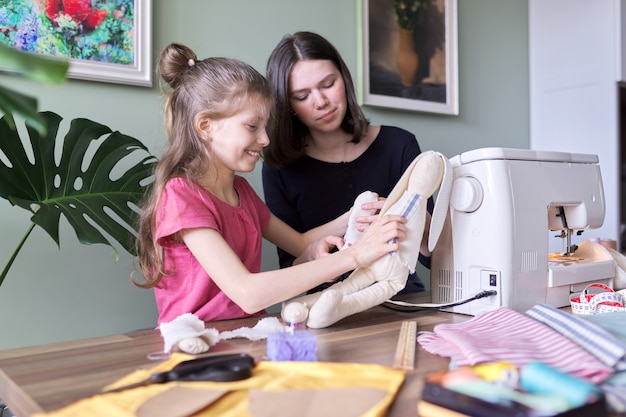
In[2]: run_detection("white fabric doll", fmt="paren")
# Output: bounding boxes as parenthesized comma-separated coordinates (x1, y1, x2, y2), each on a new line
(283, 151, 452, 329)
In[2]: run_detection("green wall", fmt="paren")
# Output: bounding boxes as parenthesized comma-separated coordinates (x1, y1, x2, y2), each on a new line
(0, 0, 529, 349)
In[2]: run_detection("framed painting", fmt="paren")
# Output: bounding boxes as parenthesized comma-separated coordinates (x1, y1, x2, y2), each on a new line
(0, 0, 152, 87)
(362, 0, 458, 115)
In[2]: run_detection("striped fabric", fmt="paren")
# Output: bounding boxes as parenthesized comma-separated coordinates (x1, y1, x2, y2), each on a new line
(398, 192, 421, 218)
(525, 304, 626, 371)
(581, 311, 626, 345)
(417, 307, 613, 384)
(386, 191, 424, 272)
(602, 372, 626, 414)
(388, 192, 420, 250)
(525, 304, 626, 413)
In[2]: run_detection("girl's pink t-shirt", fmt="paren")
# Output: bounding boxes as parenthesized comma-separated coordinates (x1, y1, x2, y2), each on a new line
(154, 176, 271, 324)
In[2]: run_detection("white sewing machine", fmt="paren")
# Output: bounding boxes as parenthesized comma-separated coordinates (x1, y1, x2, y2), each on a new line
(430, 147, 615, 315)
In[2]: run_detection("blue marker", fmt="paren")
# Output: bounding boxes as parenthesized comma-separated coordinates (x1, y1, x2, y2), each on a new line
(519, 361, 599, 408)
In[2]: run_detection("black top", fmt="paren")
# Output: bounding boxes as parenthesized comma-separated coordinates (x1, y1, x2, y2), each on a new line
(262, 125, 430, 293)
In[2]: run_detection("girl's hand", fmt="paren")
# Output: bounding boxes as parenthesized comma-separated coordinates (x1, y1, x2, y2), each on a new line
(354, 197, 386, 232)
(348, 214, 407, 269)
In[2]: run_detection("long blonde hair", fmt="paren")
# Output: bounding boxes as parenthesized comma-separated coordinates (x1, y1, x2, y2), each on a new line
(133, 43, 271, 288)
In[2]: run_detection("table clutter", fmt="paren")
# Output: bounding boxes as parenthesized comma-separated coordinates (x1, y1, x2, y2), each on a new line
(1, 293, 625, 417)
(0, 305, 419, 417)
(419, 363, 608, 417)
(418, 302, 626, 415)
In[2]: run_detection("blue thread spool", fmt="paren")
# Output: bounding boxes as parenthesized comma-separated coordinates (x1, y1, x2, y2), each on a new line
(519, 361, 598, 408)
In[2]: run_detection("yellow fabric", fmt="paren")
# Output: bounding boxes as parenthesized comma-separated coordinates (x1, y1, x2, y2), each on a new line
(33, 353, 406, 417)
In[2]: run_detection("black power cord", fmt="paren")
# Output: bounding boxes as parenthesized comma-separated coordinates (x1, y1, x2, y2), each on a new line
(382, 290, 498, 313)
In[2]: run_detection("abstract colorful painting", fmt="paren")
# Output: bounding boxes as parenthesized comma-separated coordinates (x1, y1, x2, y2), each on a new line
(0, 0, 152, 86)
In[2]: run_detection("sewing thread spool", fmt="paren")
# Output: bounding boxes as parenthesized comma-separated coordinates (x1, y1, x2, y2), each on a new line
(519, 361, 598, 408)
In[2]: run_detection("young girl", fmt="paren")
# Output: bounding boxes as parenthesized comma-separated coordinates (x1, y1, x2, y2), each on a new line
(134, 43, 406, 325)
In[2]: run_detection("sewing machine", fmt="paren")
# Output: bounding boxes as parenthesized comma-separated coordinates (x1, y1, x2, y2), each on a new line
(430, 147, 615, 315)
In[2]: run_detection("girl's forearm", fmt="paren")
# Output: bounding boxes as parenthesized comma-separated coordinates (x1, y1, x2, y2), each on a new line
(234, 248, 358, 313)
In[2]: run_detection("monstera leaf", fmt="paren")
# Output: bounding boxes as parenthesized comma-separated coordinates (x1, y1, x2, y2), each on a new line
(0, 42, 69, 133)
(0, 111, 157, 287)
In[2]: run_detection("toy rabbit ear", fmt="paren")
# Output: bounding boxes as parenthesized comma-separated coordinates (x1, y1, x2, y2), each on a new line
(428, 153, 453, 252)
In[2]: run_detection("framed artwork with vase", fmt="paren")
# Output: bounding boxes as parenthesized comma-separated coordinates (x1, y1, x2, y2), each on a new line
(362, 0, 458, 115)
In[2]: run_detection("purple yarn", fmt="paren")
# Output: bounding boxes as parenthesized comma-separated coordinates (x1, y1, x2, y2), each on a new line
(267, 330, 317, 361)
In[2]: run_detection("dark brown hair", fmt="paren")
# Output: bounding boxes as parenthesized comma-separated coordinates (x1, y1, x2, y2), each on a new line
(263, 32, 369, 167)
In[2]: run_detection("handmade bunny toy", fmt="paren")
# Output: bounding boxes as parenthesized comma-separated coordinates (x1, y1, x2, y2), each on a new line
(283, 151, 452, 329)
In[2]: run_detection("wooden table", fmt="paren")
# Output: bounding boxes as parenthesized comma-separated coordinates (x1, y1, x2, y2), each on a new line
(0, 301, 469, 417)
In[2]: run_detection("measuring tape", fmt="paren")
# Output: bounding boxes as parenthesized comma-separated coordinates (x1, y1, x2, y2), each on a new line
(570, 283, 626, 315)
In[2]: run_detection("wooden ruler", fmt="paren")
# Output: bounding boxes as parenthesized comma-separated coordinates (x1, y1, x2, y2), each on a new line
(393, 320, 417, 370)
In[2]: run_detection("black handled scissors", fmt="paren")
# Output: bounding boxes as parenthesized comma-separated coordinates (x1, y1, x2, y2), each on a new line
(102, 353, 255, 394)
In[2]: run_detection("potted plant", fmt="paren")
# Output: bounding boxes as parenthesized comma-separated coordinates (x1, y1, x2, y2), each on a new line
(0, 43, 157, 288)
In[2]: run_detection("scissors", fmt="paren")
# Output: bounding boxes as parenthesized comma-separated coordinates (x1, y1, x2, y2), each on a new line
(102, 352, 255, 394)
